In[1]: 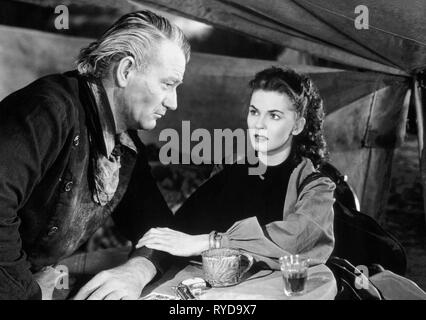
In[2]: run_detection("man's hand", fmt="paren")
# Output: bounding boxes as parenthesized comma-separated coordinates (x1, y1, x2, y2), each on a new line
(72, 257, 156, 300)
(136, 227, 209, 257)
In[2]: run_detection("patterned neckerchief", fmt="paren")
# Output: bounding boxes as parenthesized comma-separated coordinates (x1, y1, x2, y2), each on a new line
(86, 79, 137, 206)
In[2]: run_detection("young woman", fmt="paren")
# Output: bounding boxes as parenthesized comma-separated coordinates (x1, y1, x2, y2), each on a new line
(137, 67, 336, 269)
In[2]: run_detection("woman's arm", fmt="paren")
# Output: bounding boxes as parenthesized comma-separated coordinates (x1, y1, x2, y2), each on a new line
(135, 166, 230, 257)
(219, 176, 336, 269)
(136, 175, 335, 265)
(136, 228, 210, 257)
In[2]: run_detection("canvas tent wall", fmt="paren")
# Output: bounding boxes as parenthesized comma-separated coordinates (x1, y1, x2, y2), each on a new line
(136, 0, 426, 220)
(0, 0, 424, 220)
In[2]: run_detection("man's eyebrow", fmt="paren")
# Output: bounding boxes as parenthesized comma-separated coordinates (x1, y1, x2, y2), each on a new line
(165, 78, 183, 85)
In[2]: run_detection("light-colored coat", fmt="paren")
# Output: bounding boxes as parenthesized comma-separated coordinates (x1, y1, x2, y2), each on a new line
(215, 157, 336, 270)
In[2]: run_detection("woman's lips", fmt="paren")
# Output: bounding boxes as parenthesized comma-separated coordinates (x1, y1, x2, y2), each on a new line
(254, 134, 268, 141)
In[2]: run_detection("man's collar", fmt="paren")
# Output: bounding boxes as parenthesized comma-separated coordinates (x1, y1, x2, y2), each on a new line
(117, 131, 138, 154)
(86, 79, 137, 157)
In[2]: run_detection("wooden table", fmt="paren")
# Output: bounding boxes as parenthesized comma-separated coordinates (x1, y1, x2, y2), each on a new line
(142, 262, 337, 300)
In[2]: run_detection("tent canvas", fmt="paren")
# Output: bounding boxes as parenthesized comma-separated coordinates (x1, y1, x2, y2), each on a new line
(135, 0, 426, 220)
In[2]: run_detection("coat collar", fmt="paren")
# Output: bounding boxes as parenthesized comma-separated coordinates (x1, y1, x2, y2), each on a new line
(78, 73, 137, 157)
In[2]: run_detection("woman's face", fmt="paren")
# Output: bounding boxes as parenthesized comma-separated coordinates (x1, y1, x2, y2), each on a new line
(247, 89, 304, 156)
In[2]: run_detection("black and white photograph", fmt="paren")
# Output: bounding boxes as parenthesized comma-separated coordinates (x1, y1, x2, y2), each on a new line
(0, 0, 425, 306)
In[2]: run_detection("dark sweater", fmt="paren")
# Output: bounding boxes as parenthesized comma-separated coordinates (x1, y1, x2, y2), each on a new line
(174, 156, 297, 234)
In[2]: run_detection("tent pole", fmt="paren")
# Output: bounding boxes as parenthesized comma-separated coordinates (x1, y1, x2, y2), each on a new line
(415, 79, 424, 157)
(414, 78, 426, 224)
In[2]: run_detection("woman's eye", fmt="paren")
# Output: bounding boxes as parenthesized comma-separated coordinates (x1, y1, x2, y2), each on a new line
(249, 109, 258, 116)
(271, 114, 281, 120)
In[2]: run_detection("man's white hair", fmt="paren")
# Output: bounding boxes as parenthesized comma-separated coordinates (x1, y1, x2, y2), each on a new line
(76, 10, 190, 78)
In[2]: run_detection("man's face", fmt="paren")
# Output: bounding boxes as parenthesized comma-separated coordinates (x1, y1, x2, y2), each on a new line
(119, 40, 186, 131)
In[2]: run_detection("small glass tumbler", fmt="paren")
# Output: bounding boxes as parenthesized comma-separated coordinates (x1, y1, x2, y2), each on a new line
(279, 255, 309, 296)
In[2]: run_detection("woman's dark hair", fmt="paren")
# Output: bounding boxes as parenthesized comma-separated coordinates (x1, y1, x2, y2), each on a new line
(248, 66, 328, 167)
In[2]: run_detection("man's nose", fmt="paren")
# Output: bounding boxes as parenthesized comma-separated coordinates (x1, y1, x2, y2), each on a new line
(163, 89, 178, 111)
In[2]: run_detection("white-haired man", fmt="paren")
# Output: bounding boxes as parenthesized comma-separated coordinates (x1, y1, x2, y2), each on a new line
(0, 10, 189, 300)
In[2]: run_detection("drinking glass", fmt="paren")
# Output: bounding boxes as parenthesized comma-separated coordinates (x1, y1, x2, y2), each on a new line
(279, 255, 309, 296)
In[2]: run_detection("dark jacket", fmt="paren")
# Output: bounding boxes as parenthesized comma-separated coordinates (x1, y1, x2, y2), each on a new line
(0, 71, 173, 299)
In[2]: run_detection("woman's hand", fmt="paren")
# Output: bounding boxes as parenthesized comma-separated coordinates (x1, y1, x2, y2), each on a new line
(136, 228, 209, 257)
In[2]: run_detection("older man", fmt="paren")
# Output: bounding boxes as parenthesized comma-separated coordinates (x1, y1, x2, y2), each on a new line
(0, 10, 189, 300)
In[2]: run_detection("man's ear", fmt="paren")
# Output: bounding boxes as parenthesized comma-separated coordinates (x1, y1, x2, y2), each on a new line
(292, 117, 306, 136)
(115, 56, 135, 88)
